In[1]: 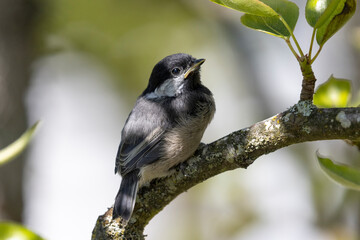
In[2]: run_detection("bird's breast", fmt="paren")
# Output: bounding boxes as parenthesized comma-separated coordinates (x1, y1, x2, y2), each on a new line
(139, 94, 215, 185)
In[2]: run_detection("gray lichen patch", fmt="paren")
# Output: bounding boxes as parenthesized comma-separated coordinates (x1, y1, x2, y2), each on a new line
(336, 111, 351, 128)
(226, 145, 236, 163)
(296, 100, 314, 117)
(302, 126, 311, 134)
(283, 112, 293, 122)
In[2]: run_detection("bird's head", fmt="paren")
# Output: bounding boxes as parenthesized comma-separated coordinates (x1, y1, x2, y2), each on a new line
(143, 53, 205, 99)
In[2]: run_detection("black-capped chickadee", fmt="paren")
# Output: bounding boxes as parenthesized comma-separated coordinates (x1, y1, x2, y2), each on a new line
(113, 53, 215, 221)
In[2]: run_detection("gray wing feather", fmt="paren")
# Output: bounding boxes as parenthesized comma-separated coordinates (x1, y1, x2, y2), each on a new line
(115, 127, 165, 175)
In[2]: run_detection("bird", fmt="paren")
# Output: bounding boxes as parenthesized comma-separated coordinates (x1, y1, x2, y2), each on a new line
(113, 53, 215, 222)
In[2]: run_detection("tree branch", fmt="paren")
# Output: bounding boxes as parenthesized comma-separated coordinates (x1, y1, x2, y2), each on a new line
(299, 57, 317, 101)
(92, 102, 360, 239)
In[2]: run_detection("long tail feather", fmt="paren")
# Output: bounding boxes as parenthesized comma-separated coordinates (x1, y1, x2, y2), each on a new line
(113, 170, 139, 221)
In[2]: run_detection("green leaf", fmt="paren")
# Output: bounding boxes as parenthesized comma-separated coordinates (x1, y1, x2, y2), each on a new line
(209, 0, 228, 8)
(0, 222, 44, 240)
(241, 15, 286, 38)
(313, 75, 351, 107)
(240, 0, 299, 38)
(305, 0, 346, 28)
(0, 121, 40, 166)
(316, 0, 357, 45)
(317, 151, 360, 191)
(209, 0, 278, 17)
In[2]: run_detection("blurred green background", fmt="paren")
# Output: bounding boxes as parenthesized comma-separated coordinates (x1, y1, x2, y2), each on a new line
(0, 0, 359, 239)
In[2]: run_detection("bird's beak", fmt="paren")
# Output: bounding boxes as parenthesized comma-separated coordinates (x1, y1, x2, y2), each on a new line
(184, 58, 205, 79)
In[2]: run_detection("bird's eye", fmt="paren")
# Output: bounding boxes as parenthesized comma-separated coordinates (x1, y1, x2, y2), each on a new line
(171, 67, 181, 75)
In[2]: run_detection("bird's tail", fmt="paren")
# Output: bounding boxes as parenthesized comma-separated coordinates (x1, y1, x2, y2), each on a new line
(113, 170, 139, 221)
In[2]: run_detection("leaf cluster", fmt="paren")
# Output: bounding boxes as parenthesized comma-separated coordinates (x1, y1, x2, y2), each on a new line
(209, 0, 356, 62)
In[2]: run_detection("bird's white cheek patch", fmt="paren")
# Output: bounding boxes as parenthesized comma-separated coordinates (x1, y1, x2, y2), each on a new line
(146, 77, 184, 99)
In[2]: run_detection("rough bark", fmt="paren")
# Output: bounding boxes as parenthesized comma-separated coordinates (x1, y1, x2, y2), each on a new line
(299, 57, 317, 101)
(92, 102, 360, 239)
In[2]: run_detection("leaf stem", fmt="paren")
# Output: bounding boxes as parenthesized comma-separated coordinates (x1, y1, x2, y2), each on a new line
(310, 45, 323, 64)
(279, 16, 304, 58)
(285, 39, 300, 60)
(309, 28, 316, 59)
(0, 121, 40, 166)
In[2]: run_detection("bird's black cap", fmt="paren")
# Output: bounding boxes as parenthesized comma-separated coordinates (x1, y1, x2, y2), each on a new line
(144, 53, 205, 94)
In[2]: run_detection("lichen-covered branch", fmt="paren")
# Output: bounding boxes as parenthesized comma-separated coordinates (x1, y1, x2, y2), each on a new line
(92, 102, 360, 239)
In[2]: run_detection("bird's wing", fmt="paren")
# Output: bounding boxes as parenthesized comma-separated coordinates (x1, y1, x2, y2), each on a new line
(115, 126, 165, 175)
